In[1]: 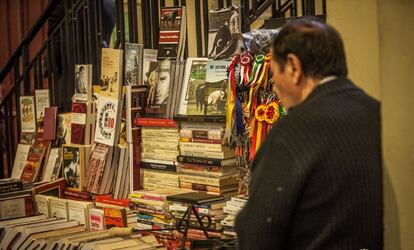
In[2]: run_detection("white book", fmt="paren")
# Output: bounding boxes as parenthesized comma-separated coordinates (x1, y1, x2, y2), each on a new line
(73, 64, 93, 102)
(177, 58, 208, 115)
(41, 147, 62, 182)
(94, 96, 121, 146)
(20, 96, 37, 132)
(88, 208, 105, 231)
(35, 195, 53, 218)
(35, 89, 51, 129)
(68, 200, 94, 228)
(11, 144, 31, 179)
(0, 214, 47, 228)
(49, 197, 69, 219)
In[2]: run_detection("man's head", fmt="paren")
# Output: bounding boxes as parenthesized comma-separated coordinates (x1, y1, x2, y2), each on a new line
(270, 17, 347, 109)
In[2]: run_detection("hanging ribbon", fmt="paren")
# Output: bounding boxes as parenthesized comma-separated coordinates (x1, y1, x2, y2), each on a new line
(224, 54, 240, 144)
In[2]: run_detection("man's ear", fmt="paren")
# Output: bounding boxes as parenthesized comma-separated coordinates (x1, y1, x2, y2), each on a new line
(286, 53, 302, 85)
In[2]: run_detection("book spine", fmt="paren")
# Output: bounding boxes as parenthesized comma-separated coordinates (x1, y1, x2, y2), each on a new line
(179, 142, 223, 152)
(179, 175, 220, 186)
(141, 131, 180, 139)
(141, 152, 177, 162)
(177, 155, 222, 166)
(142, 170, 179, 181)
(136, 118, 177, 127)
(223, 206, 241, 215)
(142, 141, 178, 151)
(142, 178, 179, 188)
(179, 149, 226, 159)
(0, 182, 23, 193)
(131, 129, 142, 190)
(179, 129, 223, 140)
(141, 161, 177, 172)
(180, 137, 222, 144)
(179, 181, 221, 193)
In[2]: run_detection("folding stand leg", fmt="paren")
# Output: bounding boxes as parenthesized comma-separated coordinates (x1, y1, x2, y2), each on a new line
(191, 205, 210, 239)
(180, 205, 193, 249)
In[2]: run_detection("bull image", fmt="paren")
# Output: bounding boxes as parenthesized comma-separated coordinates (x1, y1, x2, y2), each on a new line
(162, 10, 179, 28)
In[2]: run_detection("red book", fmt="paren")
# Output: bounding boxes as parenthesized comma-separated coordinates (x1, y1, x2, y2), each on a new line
(43, 107, 58, 140)
(71, 102, 87, 144)
(103, 207, 127, 228)
(131, 129, 142, 190)
(21, 140, 51, 182)
(95, 195, 131, 207)
(135, 118, 176, 128)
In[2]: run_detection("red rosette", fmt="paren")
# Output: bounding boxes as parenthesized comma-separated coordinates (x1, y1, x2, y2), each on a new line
(254, 104, 267, 122)
(265, 102, 280, 124)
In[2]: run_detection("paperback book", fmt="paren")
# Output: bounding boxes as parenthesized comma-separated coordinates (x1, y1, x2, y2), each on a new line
(74, 64, 93, 102)
(125, 43, 144, 86)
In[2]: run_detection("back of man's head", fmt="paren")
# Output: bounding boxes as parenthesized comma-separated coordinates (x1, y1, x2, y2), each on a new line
(272, 17, 348, 79)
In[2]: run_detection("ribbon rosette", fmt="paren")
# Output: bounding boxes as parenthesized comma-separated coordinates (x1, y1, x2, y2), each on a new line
(254, 104, 267, 122)
(265, 102, 280, 124)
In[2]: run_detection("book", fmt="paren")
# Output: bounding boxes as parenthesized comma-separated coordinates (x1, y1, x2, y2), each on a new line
(145, 60, 172, 118)
(43, 107, 58, 140)
(95, 95, 122, 146)
(179, 141, 228, 152)
(20, 96, 37, 133)
(0, 178, 23, 194)
(68, 199, 93, 227)
(33, 178, 66, 198)
(55, 113, 72, 146)
(74, 64, 93, 102)
(49, 197, 68, 219)
(62, 145, 85, 191)
(85, 143, 110, 194)
(180, 181, 238, 194)
(141, 159, 177, 173)
(203, 60, 230, 116)
(89, 208, 105, 231)
(41, 147, 63, 181)
(103, 207, 128, 228)
(0, 194, 35, 220)
(11, 144, 31, 179)
(125, 85, 148, 143)
(166, 192, 224, 205)
(35, 89, 51, 134)
(35, 194, 52, 218)
(142, 49, 158, 85)
(179, 148, 234, 159)
(125, 43, 144, 86)
(208, 6, 242, 60)
(100, 48, 124, 99)
(158, 7, 184, 60)
(177, 155, 236, 166)
(71, 102, 88, 144)
(177, 58, 208, 115)
(179, 174, 238, 187)
(64, 188, 92, 201)
(21, 140, 51, 182)
(130, 129, 141, 191)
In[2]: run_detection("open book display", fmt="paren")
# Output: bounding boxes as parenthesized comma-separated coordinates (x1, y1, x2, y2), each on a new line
(4, 4, 285, 248)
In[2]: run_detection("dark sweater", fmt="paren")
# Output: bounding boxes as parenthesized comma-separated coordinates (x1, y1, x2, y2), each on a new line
(235, 77, 383, 250)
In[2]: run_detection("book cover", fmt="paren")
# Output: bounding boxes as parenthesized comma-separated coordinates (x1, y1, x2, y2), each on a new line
(125, 43, 144, 86)
(0, 179, 23, 194)
(49, 197, 68, 219)
(126, 85, 148, 143)
(85, 143, 110, 194)
(35, 89, 51, 134)
(95, 95, 121, 146)
(103, 207, 128, 228)
(158, 7, 183, 60)
(74, 64, 93, 102)
(43, 107, 58, 140)
(20, 96, 37, 133)
(208, 6, 242, 60)
(0, 195, 35, 220)
(89, 208, 105, 231)
(184, 59, 209, 116)
(55, 113, 71, 147)
(41, 147, 63, 182)
(68, 200, 93, 226)
(35, 194, 52, 217)
(62, 145, 83, 191)
(145, 60, 172, 117)
(203, 60, 230, 116)
(100, 48, 123, 99)
(142, 49, 158, 86)
(21, 140, 50, 182)
(33, 178, 66, 198)
(71, 102, 87, 144)
(177, 58, 208, 115)
(11, 144, 31, 179)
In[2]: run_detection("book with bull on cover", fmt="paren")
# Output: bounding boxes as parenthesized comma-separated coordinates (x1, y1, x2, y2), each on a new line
(177, 58, 208, 116)
(208, 6, 242, 60)
(158, 7, 184, 60)
(203, 60, 230, 116)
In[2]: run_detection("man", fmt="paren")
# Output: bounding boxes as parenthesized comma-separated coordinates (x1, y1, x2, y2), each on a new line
(235, 18, 383, 249)
(75, 66, 86, 94)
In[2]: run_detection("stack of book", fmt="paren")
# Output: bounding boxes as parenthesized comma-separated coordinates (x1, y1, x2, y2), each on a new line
(166, 191, 226, 240)
(129, 187, 189, 247)
(221, 195, 247, 238)
(0, 214, 160, 249)
(139, 121, 180, 189)
(177, 122, 239, 198)
(0, 179, 35, 220)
